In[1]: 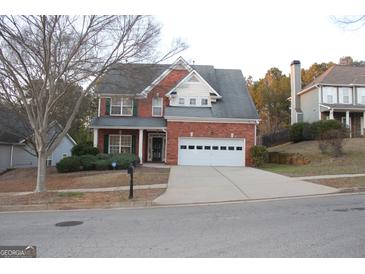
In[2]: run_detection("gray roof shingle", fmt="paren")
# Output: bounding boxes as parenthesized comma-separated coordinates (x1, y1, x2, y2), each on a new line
(96, 63, 259, 120)
(90, 117, 166, 128)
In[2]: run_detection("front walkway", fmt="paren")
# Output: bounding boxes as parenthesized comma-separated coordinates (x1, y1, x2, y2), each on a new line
(153, 166, 337, 205)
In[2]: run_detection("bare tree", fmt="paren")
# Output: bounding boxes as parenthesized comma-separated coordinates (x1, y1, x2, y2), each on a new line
(333, 15, 365, 30)
(0, 15, 187, 192)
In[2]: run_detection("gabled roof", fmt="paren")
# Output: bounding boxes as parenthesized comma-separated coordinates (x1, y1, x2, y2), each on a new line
(302, 65, 365, 90)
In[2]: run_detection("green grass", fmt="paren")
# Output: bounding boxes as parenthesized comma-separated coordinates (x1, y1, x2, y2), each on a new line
(262, 138, 365, 177)
(56, 192, 84, 198)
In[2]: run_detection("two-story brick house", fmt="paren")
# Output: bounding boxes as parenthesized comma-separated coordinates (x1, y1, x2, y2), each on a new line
(290, 60, 365, 137)
(90, 57, 259, 166)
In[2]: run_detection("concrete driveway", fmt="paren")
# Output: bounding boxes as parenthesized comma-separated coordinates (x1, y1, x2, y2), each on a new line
(153, 166, 337, 205)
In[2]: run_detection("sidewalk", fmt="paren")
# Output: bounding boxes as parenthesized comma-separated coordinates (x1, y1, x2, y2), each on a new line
(0, 183, 168, 196)
(295, 173, 365, 180)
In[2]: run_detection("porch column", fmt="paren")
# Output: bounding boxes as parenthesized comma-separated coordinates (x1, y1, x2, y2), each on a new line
(345, 111, 350, 128)
(329, 109, 334, 120)
(93, 129, 98, 148)
(138, 129, 143, 164)
(363, 112, 365, 135)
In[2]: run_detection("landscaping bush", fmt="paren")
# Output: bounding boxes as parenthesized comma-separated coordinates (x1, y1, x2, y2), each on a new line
(318, 128, 348, 157)
(95, 159, 111, 171)
(289, 122, 310, 142)
(311, 120, 342, 139)
(96, 153, 110, 160)
(110, 153, 137, 169)
(250, 145, 268, 167)
(80, 155, 97, 171)
(56, 156, 81, 173)
(71, 142, 99, 156)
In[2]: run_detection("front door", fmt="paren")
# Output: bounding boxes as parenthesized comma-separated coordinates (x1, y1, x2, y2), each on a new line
(152, 137, 163, 161)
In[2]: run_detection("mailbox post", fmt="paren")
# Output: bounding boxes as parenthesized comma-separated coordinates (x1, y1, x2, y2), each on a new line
(127, 164, 134, 199)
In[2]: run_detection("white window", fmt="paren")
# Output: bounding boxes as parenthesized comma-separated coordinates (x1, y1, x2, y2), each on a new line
(339, 87, 352, 104)
(323, 87, 337, 104)
(201, 98, 208, 106)
(357, 88, 365, 105)
(189, 98, 197, 105)
(152, 97, 163, 117)
(178, 97, 185, 105)
(109, 135, 132, 154)
(111, 97, 133, 116)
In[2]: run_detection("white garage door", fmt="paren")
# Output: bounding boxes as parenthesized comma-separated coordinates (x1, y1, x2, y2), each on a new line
(178, 137, 245, 166)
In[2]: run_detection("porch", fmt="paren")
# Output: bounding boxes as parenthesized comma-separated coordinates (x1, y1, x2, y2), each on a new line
(94, 128, 166, 164)
(321, 108, 365, 138)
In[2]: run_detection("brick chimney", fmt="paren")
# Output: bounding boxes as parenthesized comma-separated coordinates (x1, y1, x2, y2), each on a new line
(290, 60, 302, 125)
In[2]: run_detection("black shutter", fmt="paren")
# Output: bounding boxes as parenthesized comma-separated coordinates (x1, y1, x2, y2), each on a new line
(133, 99, 138, 116)
(105, 98, 111, 115)
(131, 135, 136, 155)
(103, 134, 109, 153)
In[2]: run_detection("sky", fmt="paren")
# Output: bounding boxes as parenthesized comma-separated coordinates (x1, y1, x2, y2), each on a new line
(158, 13, 365, 80)
(3, 0, 365, 81)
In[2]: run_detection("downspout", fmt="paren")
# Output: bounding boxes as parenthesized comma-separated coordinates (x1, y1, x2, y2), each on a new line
(10, 145, 14, 168)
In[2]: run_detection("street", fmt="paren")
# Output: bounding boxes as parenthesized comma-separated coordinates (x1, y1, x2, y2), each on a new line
(1, 194, 365, 257)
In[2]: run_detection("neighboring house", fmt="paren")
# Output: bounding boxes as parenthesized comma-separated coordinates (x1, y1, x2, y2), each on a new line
(0, 115, 77, 172)
(90, 57, 259, 166)
(290, 60, 365, 137)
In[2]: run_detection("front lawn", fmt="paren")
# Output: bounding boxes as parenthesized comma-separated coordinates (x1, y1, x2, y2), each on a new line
(0, 166, 170, 193)
(262, 138, 365, 177)
(0, 188, 166, 211)
(307, 176, 365, 190)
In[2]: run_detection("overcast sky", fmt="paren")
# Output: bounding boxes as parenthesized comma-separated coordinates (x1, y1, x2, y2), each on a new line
(158, 13, 365, 80)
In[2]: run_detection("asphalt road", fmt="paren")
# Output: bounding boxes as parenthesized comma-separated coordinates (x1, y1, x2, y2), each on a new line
(1, 194, 365, 257)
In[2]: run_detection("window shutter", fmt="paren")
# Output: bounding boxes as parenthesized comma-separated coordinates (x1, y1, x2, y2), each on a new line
(132, 135, 136, 155)
(105, 98, 111, 115)
(133, 99, 138, 116)
(103, 134, 109, 153)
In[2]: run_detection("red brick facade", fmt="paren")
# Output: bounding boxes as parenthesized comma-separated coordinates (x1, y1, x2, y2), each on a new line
(166, 121, 255, 166)
(138, 69, 189, 117)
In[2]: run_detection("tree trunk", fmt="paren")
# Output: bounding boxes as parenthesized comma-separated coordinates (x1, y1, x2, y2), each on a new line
(35, 151, 47, 192)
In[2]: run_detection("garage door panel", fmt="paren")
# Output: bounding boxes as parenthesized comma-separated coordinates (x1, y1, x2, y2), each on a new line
(178, 138, 245, 166)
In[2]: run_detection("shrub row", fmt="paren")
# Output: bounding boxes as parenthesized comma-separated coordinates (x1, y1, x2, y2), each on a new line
(71, 142, 99, 156)
(289, 120, 344, 143)
(56, 153, 138, 173)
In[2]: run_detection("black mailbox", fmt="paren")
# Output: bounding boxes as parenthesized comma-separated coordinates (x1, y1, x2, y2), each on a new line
(127, 164, 134, 199)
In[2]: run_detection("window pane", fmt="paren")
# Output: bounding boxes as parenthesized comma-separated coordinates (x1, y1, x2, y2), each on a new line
(204, 146, 211, 150)
(180, 145, 187, 149)
(212, 146, 218, 150)
(111, 106, 121, 115)
(201, 98, 208, 105)
(197, 146, 203, 150)
(110, 146, 120, 154)
(120, 135, 131, 146)
(110, 136, 120, 146)
(179, 98, 185, 105)
(122, 106, 132, 115)
(343, 96, 349, 104)
(122, 97, 133, 106)
(152, 97, 163, 107)
(228, 146, 234, 150)
(220, 146, 227, 150)
(111, 97, 121, 106)
(236, 147, 243, 151)
(190, 98, 196, 105)
(327, 95, 333, 104)
(152, 107, 162, 116)
(362, 96, 365, 105)
(188, 145, 195, 150)
(121, 147, 131, 154)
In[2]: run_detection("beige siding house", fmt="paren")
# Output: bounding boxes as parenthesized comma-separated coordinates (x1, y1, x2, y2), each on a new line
(290, 60, 365, 137)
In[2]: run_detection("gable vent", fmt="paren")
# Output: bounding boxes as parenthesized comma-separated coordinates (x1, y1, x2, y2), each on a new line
(188, 75, 200, 82)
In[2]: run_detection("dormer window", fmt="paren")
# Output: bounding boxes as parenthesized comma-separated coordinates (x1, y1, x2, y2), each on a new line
(189, 98, 197, 106)
(152, 97, 163, 117)
(179, 98, 185, 105)
(201, 98, 208, 106)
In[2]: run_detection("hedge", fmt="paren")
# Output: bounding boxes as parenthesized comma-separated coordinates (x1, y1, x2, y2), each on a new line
(71, 142, 99, 156)
(250, 145, 268, 167)
(56, 153, 138, 173)
(289, 120, 344, 143)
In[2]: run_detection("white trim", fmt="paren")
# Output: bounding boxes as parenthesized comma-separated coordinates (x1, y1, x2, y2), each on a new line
(90, 125, 166, 130)
(165, 116, 260, 124)
(110, 96, 134, 117)
(93, 129, 98, 148)
(9, 145, 14, 168)
(138, 129, 143, 164)
(152, 97, 163, 117)
(66, 133, 77, 146)
(165, 70, 222, 98)
(138, 57, 193, 96)
(147, 132, 166, 162)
